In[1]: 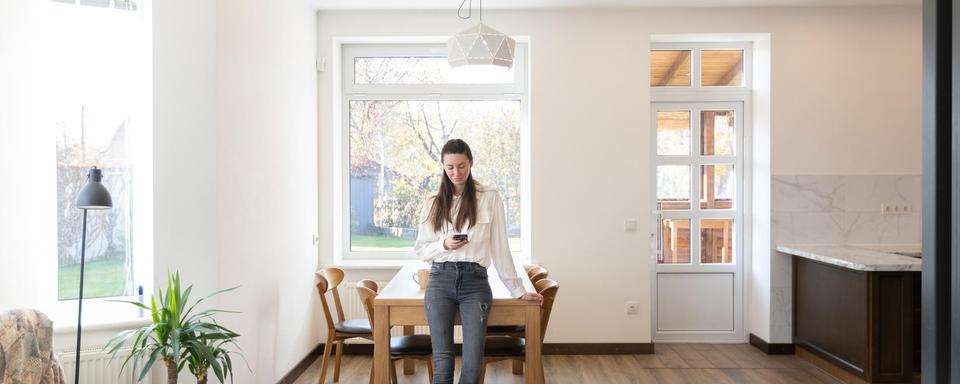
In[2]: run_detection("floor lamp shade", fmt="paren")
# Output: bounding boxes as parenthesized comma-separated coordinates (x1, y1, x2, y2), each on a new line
(77, 167, 112, 209)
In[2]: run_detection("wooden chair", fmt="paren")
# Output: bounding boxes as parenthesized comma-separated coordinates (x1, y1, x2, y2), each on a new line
(356, 279, 435, 384)
(487, 265, 550, 336)
(527, 266, 549, 284)
(478, 279, 560, 384)
(316, 268, 373, 384)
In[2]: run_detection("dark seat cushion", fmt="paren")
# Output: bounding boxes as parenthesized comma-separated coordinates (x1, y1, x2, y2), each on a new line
(484, 336, 525, 357)
(335, 318, 372, 334)
(390, 335, 433, 356)
(487, 325, 525, 334)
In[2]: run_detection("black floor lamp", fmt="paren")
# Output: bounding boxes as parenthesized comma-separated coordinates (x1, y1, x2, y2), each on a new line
(74, 166, 112, 384)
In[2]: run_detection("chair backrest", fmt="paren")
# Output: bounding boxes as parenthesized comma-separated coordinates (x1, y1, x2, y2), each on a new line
(355, 279, 380, 328)
(315, 267, 346, 330)
(529, 267, 549, 284)
(523, 264, 539, 275)
(534, 279, 559, 341)
(526, 265, 544, 279)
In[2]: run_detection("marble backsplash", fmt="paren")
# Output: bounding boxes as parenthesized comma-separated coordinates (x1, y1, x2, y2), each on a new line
(772, 174, 922, 245)
(767, 174, 921, 342)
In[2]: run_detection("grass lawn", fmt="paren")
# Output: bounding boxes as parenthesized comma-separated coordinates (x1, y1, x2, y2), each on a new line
(58, 257, 130, 300)
(351, 234, 415, 251)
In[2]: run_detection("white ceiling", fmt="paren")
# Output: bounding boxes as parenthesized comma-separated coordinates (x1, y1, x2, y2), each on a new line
(313, 0, 918, 10)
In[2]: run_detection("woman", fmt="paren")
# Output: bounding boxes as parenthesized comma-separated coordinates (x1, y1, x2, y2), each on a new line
(414, 139, 542, 384)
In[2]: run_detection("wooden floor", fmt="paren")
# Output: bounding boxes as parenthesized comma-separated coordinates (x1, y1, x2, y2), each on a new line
(293, 343, 842, 384)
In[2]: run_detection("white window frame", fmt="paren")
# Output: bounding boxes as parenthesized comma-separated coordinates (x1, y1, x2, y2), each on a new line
(47, 0, 154, 324)
(651, 42, 753, 102)
(333, 40, 531, 264)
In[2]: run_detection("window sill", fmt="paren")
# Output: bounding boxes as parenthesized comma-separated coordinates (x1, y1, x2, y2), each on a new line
(51, 296, 150, 334)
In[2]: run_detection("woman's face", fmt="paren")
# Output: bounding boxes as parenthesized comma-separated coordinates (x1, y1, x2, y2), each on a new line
(443, 153, 472, 187)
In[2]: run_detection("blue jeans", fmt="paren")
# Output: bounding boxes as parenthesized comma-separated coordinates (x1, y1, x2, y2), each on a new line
(425, 262, 493, 384)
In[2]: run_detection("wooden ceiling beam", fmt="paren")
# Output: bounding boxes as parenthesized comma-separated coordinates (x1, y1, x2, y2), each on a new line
(658, 50, 690, 86)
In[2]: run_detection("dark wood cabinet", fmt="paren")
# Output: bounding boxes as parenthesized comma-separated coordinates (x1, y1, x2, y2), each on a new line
(793, 257, 919, 383)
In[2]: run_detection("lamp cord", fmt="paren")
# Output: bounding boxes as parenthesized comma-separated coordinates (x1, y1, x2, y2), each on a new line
(458, 0, 482, 21)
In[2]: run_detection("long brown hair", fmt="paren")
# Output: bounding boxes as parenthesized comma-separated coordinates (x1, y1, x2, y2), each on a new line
(428, 139, 478, 233)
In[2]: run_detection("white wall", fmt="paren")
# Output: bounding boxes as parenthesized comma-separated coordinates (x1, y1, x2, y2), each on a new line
(216, 0, 321, 382)
(0, 0, 58, 313)
(155, 0, 323, 382)
(317, 6, 921, 344)
(153, 0, 219, 303)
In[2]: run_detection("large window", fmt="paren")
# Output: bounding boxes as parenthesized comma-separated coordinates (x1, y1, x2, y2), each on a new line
(44, 0, 152, 302)
(339, 43, 529, 261)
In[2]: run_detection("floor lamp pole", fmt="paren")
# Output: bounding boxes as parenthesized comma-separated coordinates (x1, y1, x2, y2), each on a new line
(74, 166, 112, 384)
(74, 209, 88, 384)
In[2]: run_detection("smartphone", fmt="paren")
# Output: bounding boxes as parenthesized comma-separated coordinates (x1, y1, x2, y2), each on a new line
(453, 234, 468, 241)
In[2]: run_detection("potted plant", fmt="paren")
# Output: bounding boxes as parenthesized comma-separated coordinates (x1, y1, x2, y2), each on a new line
(105, 272, 243, 384)
(183, 333, 243, 384)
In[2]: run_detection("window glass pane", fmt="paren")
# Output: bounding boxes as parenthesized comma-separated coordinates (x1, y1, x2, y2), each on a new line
(657, 165, 691, 210)
(658, 219, 691, 264)
(701, 49, 744, 87)
(701, 110, 735, 156)
(650, 50, 691, 87)
(701, 219, 734, 264)
(657, 111, 691, 156)
(701, 164, 735, 209)
(51, 4, 143, 300)
(354, 57, 514, 85)
(348, 100, 522, 252)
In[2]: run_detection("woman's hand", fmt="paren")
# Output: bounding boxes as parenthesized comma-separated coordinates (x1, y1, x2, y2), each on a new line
(519, 292, 543, 303)
(443, 235, 469, 250)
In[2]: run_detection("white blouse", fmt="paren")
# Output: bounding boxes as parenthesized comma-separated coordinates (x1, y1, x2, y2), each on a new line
(413, 184, 527, 298)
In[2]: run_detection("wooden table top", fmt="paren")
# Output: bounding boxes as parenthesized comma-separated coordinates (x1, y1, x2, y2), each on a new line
(375, 262, 537, 306)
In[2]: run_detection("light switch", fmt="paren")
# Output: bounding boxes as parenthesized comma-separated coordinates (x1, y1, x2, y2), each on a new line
(624, 219, 638, 232)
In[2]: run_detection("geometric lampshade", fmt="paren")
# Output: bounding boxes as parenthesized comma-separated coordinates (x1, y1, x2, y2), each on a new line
(446, 22, 515, 69)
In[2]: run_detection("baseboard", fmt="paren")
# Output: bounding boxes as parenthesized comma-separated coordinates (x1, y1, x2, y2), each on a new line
(749, 333, 795, 355)
(796, 345, 868, 384)
(276, 344, 323, 384)
(544, 343, 655, 355)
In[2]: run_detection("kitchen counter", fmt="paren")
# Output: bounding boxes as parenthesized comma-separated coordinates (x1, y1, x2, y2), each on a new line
(776, 244, 921, 271)
(784, 244, 920, 383)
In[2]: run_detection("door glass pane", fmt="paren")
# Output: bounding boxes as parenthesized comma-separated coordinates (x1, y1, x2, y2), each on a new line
(650, 50, 691, 87)
(701, 219, 734, 264)
(701, 164, 735, 209)
(657, 165, 691, 210)
(657, 111, 691, 156)
(701, 110, 735, 156)
(701, 49, 744, 87)
(658, 219, 691, 264)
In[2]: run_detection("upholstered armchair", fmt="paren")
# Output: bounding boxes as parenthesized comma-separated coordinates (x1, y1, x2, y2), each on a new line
(0, 309, 65, 384)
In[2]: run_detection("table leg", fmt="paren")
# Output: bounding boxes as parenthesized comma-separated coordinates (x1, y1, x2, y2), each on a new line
(403, 326, 416, 374)
(524, 305, 544, 384)
(373, 305, 390, 384)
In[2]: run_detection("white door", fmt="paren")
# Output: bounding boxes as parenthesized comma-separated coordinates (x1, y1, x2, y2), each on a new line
(651, 102, 744, 342)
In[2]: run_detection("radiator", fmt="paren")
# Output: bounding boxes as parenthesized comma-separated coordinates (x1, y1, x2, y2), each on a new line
(340, 280, 463, 342)
(58, 347, 150, 384)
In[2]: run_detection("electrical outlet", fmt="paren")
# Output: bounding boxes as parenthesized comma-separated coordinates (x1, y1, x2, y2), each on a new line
(881, 203, 912, 215)
(624, 219, 638, 232)
(625, 302, 640, 315)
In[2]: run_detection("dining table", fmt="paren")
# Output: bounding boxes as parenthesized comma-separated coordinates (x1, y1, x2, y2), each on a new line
(372, 262, 544, 384)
